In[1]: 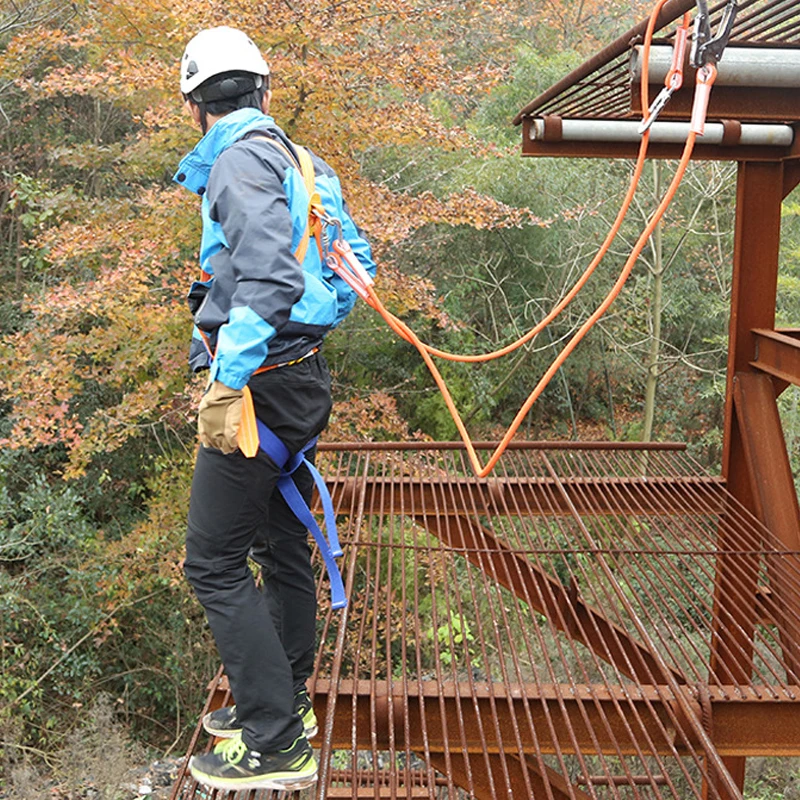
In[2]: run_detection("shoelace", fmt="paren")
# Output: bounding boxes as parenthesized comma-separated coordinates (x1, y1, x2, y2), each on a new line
(216, 735, 248, 764)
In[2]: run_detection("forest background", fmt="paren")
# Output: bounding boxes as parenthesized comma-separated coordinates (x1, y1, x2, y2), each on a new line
(2, 0, 800, 796)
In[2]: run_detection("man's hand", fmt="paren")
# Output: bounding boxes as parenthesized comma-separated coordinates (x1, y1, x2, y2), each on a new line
(198, 381, 243, 453)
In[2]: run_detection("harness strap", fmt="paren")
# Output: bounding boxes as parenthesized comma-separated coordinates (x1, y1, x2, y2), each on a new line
(251, 135, 327, 266)
(238, 348, 320, 457)
(255, 419, 347, 610)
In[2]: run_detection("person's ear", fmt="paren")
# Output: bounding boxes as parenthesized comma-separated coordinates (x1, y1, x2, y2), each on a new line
(261, 89, 272, 115)
(185, 99, 202, 128)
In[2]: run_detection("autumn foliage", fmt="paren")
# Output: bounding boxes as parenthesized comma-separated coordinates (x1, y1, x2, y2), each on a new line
(0, 0, 652, 473)
(2, 2, 498, 469)
(0, 0, 665, 760)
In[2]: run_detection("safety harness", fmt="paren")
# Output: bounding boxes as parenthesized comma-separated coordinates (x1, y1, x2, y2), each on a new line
(197, 132, 348, 610)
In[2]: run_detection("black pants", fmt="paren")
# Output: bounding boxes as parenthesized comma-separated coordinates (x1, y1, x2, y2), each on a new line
(184, 354, 332, 753)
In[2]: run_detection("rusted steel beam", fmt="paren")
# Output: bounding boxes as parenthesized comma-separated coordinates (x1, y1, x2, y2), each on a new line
(196, 674, 800, 759)
(723, 160, 784, 476)
(784, 154, 800, 198)
(325, 770, 440, 797)
(415, 513, 687, 686)
(328, 475, 724, 517)
(732, 372, 800, 677)
(580, 775, 669, 785)
(311, 679, 800, 757)
(629, 84, 800, 124)
(318, 440, 687, 452)
(316, 679, 679, 754)
(715, 162, 785, 688)
(711, 689, 800, 757)
(733, 373, 800, 551)
(428, 751, 592, 800)
(717, 158, 785, 800)
(751, 328, 800, 389)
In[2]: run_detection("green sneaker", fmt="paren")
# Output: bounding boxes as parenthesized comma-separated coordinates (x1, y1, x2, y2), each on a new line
(201, 704, 240, 738)
(294, 689, 319, 739)
(189, 733, 317, 792)
(202, 691, 318, 739)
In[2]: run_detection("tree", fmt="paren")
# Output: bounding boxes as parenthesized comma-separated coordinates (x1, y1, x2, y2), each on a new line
(1, 0, 630, 754)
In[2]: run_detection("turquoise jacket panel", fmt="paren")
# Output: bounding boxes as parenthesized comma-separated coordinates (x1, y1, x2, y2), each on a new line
(175, 108, 376, 390)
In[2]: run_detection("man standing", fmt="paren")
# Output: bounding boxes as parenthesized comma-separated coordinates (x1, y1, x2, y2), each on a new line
(175, 26, 376, 792)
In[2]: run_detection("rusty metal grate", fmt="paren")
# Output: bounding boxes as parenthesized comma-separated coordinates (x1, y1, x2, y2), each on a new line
(170, 442, 800, 799)
(513, 0, 800, 124)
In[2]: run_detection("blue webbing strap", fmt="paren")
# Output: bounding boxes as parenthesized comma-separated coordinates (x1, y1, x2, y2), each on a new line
(255, 419, 347, 610)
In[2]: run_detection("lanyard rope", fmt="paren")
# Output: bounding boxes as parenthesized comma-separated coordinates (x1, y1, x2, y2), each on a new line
(325, 0, 721, 477)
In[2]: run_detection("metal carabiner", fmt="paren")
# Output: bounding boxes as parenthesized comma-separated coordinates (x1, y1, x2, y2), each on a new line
(690, 0, 738, 69)
(312, 208, 343, 255)
(639, 73, 681, 134)
(638, 16, 690, 135)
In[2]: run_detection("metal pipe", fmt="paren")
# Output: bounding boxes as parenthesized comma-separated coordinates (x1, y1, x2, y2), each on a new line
(318, 440, 688, 452)
(631, 44, 800, 87)
(529, 117, 794, 146)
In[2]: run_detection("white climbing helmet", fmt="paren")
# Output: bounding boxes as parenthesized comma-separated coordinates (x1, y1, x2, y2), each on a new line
(180, 26, 269, 96)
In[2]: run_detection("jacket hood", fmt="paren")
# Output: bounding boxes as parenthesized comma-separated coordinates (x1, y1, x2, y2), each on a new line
(174, 108, 279, 196)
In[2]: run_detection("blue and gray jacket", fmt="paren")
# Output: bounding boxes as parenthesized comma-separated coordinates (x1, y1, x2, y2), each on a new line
(174, 108, 376, 390)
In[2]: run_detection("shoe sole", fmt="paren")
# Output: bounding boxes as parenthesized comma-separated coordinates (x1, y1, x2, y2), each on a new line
(189, 759, 318, 792)
(202, 712, 318, 740)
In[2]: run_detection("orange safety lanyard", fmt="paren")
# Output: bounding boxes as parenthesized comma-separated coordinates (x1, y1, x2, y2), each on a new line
(325, 0, 717, 477)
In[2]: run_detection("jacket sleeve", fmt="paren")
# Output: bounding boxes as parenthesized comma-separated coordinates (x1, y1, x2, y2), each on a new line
(204, 144, 304, 390)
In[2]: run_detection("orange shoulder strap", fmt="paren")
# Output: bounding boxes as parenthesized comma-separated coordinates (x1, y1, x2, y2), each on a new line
(258, 136, 324, 265)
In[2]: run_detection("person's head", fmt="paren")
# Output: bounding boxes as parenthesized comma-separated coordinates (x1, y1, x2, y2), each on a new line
(180, 26, 271, 134)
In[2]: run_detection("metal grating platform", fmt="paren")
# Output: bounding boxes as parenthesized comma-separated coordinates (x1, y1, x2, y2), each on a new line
(169, 442, 800, 799)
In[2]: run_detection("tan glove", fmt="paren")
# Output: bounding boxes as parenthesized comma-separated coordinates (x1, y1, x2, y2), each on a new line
(198, 381, 243, 454)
